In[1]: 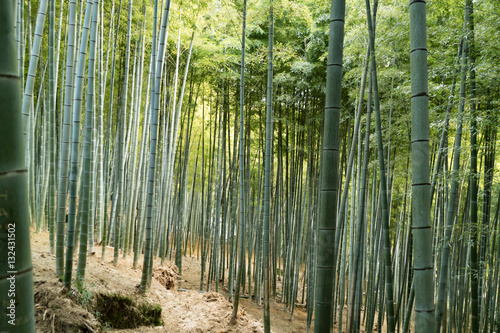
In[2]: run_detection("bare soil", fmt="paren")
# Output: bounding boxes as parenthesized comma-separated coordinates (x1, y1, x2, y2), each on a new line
(31, 230, 309, 333)
(31, 229, 393, 332)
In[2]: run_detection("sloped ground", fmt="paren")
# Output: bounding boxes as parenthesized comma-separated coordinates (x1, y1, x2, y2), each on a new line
(31, 229, 390, 332)
(34, 278, 100, 333)
(31, 231, 264, 332)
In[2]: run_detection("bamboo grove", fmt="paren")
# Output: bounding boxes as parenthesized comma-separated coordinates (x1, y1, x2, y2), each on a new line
(1, 0, 500, 332)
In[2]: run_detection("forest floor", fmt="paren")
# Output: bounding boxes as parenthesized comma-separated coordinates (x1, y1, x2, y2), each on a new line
(30, 230, 310, 333)
(31, 229, 388, 332)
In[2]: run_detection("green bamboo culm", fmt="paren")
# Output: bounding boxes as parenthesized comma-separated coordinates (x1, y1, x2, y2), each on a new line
(113, 0, 133, 266)
(313, 0, 345, 331)
(466, 1, 480, 331)
(64, 0, 95, 290)
(0, 1, 36, 331)
(365, 0, 396, 331)
(47, 0, 56, 255)
(55, 0, 77, 279)
(229, 0, 246, 323)
(409, 0, 436, 331)
(262, 0, 273, 331)
(139, 0, 160, 292)
(76, 0, 100, 285)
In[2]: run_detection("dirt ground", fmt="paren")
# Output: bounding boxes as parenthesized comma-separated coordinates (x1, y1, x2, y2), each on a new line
(31, 229, 394, 332)
(30, 230, 310, 333)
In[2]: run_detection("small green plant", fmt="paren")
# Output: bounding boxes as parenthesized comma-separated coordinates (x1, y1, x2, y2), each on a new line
(101, 320, 112, 332)
(73, 280, 95, 310)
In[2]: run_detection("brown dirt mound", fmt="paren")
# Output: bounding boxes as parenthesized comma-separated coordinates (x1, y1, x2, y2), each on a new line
(153, 265, 179, 290)
(203, 291, 224, 302)
(34, 280, 101, 333)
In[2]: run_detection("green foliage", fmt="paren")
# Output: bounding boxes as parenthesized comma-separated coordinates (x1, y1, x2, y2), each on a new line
(73, 281, 95, 311)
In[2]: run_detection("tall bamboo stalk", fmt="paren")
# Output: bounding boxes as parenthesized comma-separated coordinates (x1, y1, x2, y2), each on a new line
(64, 0, 94, 290)
(76, 0, 99, 284)
(230, 0, 247, 322)
(0, 2, 36, 331)
(365, 1, 396, 331)
(314, 0, 345, 330)
(409, 0, 436, 330)
(262, 0, 274, 330)
(47, 0, 56, 256)
(55, 0, 77, 279)
(140, 0, 160, 291)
